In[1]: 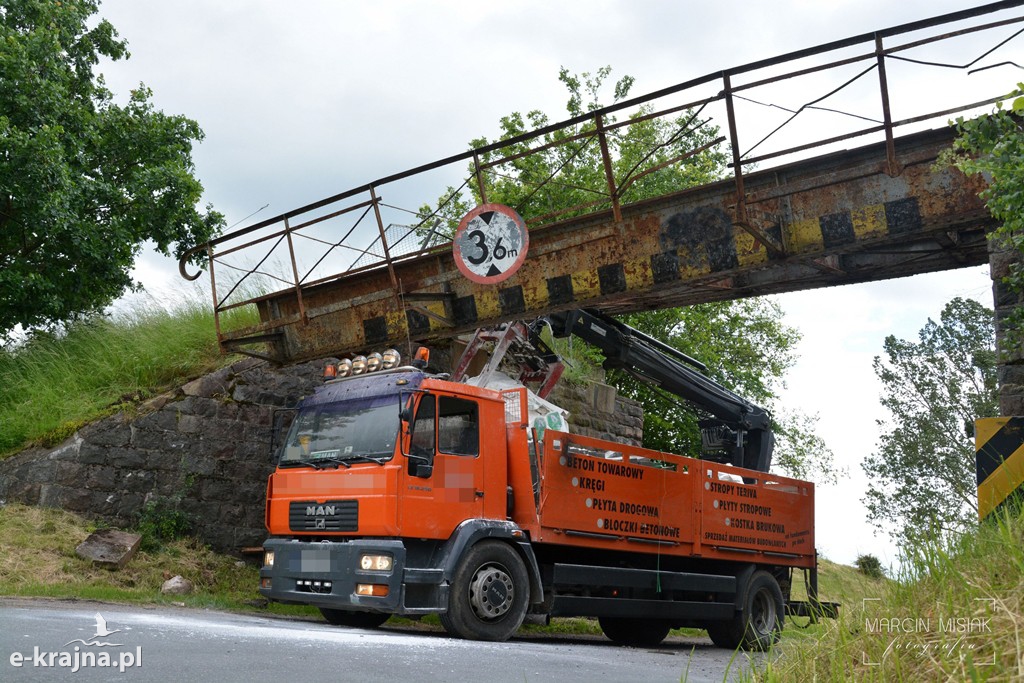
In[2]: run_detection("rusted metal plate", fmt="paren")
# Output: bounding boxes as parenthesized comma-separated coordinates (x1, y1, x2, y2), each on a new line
(224, 126, 992, 363)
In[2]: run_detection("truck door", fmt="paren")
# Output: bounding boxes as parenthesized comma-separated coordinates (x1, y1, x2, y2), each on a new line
(400, 393, 486, 538)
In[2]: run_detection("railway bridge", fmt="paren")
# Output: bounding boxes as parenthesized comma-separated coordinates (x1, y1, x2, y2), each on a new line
(179, 3, 1024, 514)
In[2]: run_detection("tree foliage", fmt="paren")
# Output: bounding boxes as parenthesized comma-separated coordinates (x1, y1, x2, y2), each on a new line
(945, 84, 1024, 341)
(613, 301, 835, 483)
(0, 0, 223, 339)
(425, 67, 835, 482)
(419, 67, 727, 236)
(862, 297, 997, 545)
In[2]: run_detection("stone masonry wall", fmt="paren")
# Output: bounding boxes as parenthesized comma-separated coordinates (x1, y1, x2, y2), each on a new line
(991, 244, 1024, 415)
(549, 381, 644, 446)
(0, 358, 327, 551)
(0, 360, 642, 552)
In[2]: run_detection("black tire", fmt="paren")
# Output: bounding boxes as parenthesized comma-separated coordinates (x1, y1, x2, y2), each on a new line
(439, 541, 529, 641)
(598, 617, 672, 647)
(319, 608, 390, 629)
(706, 570, 784, 651)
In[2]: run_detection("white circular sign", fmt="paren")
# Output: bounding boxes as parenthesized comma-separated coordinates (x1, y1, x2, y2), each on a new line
(453, 203, 529, 284)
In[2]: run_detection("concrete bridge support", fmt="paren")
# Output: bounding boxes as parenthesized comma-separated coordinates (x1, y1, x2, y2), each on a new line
(976, 242, 1024, 521)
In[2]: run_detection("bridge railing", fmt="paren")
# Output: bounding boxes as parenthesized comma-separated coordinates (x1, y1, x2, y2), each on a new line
(178, 1, 1024, 347)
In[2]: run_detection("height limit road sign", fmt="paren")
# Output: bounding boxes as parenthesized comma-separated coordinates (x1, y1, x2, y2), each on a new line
(453, 203, 529, 284)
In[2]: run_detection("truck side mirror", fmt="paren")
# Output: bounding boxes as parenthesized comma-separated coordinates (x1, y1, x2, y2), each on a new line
(399, 392, 418, 430)
(406, 444, 435, 478)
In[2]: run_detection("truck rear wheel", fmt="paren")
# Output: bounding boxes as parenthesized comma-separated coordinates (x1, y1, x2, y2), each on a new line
(319, 608, 390, 629)
(440, 541, 529, 642)
(706, 570, 783, 651)
(598, 617, 672, 647)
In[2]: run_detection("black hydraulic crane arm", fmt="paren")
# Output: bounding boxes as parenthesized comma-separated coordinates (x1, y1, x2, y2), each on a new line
(541, 308, 775, 473)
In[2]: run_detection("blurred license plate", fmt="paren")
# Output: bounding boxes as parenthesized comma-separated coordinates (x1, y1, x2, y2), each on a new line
(300, 548, 331, 572)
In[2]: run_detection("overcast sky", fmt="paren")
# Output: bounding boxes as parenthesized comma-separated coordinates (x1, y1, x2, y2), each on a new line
(91, 1, 1020, 567)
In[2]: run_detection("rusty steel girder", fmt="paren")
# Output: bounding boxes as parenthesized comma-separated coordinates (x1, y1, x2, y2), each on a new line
(221, 126, 992, 364)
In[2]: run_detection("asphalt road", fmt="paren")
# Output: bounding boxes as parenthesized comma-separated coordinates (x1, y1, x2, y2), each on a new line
(0, 599, 761, 682)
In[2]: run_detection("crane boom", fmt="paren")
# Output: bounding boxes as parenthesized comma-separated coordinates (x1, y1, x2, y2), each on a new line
(543, 309, 775, 473)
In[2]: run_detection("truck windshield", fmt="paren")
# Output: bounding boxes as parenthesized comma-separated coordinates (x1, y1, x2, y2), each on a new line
(279, 394, 399, 466)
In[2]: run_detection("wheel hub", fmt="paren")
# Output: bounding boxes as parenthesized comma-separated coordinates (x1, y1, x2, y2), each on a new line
(468, 564, 514, 620)
(751, 589, 777, 634)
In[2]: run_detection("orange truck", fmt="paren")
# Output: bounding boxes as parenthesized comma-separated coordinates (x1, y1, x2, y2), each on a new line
(259, 309, 833, 648)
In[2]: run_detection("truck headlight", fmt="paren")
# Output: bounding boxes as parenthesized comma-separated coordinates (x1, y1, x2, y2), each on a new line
(264, 550, 275, 568)
(366, 352, 383, 372)
(381, 349, 401, 369)
(359, 554, 393, 572)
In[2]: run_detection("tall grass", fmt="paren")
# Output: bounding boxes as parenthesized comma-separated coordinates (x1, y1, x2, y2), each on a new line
(0, 502, 314, 615)
(754, 505, 1024, 681)
(0, 288, 259, 457)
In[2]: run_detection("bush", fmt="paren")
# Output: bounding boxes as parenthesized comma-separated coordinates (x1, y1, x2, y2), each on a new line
(135, 498, 192, 552)
(854, 553, 885, 579)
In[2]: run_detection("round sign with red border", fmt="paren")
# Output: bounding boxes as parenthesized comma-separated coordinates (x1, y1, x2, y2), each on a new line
(453, 203, 529, 284)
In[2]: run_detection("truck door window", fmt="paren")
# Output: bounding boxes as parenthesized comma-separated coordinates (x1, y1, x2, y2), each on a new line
(438, 396, 479, 457)
(409, 394, 436, 465)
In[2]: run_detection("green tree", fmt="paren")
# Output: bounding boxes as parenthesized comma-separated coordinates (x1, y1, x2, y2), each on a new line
(425, 67, 835, 482)
(613, 301, 834, 483)
(0, 0, 223, 339)
(862, 297, 997, 545)
(419, 67, 726, 235)
(945, 84, 1024, 341)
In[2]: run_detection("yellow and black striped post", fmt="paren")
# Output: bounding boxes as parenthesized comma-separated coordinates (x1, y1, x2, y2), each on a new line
(975, 417, 1024, 520)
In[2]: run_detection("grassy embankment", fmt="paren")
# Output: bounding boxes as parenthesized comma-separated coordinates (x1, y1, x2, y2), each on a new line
(755, 506, 1024, 682)
(0, 289, 259, 459)
(0, 503, 284, 610)
(0, 288, 303, 616)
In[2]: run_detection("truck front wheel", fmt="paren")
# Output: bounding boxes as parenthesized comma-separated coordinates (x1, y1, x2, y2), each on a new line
(440, 541, 529, 641)
(706, 570, 784, 650)
(319, 608, 390, 629)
